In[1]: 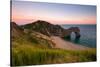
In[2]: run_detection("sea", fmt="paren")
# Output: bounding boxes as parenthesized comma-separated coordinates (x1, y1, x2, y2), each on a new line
(61, 24, 96, 48)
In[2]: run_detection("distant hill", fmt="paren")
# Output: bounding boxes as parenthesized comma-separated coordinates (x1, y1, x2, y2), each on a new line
(11, 21, 55, 48)
(21, 20, 64, 36)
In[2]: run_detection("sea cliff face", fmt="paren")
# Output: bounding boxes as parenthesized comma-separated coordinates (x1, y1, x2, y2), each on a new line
(21, 20, 81, 39)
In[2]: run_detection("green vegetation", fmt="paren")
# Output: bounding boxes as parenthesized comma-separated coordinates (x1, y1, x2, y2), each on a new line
(12, 30, 96, 66)
(12, 32, 53, 48)
(11, 22, 96, 66)
(12, 44, 96, 66)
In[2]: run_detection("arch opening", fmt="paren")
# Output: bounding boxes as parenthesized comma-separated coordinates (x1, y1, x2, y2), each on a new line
(71, 32, 80, 43)
(71, 32, 76, 41)
(62, 27, 81, 42)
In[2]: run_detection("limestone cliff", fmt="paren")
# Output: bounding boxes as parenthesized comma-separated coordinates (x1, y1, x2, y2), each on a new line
(22, 20, 81, 39)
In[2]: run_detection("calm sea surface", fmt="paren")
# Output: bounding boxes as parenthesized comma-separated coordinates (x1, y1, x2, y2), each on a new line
(61, 24, 96, 48)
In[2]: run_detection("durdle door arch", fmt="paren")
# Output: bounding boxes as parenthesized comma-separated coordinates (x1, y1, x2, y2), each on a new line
(63, 27, 81, 41)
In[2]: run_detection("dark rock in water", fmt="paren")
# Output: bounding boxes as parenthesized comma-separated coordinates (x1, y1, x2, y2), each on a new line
(21, 20, 81, 40)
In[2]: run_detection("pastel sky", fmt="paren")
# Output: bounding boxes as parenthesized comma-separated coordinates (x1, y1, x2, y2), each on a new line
(11, 1, 96, 25)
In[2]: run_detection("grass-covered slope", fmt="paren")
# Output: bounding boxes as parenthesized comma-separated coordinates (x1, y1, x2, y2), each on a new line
(11, 22, 96, 66)
(12, 45, 96, 66)
(11, 22, 55, 48)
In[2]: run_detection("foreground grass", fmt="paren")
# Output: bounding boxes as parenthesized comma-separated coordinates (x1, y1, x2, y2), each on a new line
(11, 45, 96, 66)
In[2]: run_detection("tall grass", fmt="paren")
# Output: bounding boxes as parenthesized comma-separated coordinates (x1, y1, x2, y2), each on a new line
(11, 45, 96, 66)
(12, 45, 66, 66)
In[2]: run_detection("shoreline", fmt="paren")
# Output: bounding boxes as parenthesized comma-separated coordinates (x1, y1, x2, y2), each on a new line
(51, 36, 90, 50)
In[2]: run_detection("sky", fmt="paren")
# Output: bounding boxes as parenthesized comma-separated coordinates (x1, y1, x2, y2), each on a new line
(11, 1, 96, 25)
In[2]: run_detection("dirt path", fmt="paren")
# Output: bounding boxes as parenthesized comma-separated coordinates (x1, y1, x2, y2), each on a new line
(51, 36, 88, 50)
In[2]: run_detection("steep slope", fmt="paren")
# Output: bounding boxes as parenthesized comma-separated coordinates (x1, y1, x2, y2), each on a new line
(21, 20, 68, 37)
(11, 22, 24, 38)
(11, 22, 55, 48)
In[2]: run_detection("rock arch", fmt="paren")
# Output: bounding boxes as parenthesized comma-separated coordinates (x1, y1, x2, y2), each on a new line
(68, 27, 81, 39)
(62, 27, 81, 41)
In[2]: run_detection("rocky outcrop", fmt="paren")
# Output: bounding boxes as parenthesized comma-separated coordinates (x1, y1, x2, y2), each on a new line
(65, 27, 81, 40)
(11, 22, 56, 48)
(11, 22, 24, 38)
(21, 20, 64, 36)
(22, 20, 81, 40)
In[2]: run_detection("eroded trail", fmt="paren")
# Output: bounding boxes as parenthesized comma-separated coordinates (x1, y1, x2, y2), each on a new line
(51, 36, 88, 50)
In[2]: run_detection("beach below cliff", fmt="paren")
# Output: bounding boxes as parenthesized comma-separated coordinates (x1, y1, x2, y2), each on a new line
(51, 36, 89, 50)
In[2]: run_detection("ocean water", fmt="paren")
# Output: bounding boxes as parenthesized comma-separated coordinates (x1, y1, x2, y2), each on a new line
(61, 24, 96, 48)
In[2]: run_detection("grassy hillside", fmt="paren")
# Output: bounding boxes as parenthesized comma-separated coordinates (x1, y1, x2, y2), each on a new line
(12, 45, 96, 66)
(11, 22, 96, 66)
